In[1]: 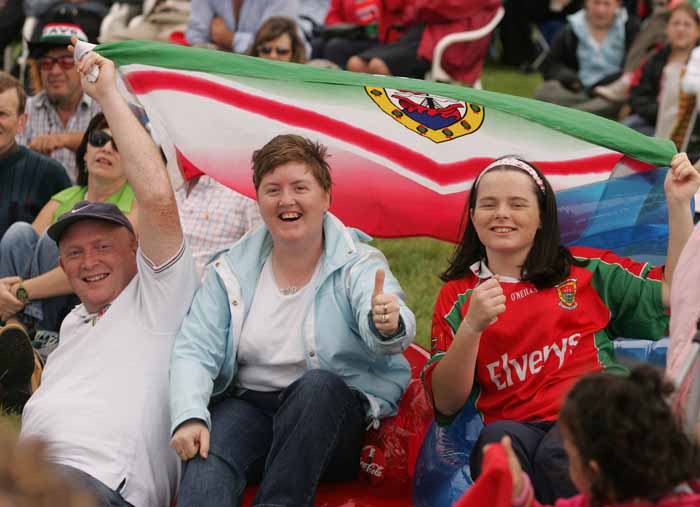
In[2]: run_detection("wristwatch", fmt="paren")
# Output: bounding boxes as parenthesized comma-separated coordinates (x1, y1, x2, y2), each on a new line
(15, 280, 29, 305)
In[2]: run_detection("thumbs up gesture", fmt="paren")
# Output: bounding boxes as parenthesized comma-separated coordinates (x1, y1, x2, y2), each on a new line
(372, 269, 401, 337)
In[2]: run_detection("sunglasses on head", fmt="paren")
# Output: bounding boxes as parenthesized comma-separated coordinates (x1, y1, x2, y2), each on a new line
(88, 130, 118, 152)
(38, 55, 75, 71)
(258, 45, 291, 56)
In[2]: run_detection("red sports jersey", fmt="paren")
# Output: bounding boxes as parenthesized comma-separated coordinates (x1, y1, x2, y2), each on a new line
(422, 247, 669, 425)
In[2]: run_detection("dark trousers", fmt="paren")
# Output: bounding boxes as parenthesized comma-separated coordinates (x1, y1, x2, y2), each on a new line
(55, 465, 134, 507)
(470, 420, 577, 504)
(311, 37, 378, 68)
(177, 369, 366, 507)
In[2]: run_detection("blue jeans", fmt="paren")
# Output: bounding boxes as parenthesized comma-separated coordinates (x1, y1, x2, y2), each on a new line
(55, 464, 134, 507)
(177, 369, 366, 507)
(0, 221, 77, 332)
(470, 420, 577, 504)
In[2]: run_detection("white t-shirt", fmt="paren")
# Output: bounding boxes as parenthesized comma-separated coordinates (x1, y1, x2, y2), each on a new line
(21, 243, 199, 507)
(235, 256, 321, 392)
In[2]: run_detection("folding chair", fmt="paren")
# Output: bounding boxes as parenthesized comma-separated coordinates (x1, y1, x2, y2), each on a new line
(426, 6, 505, 89)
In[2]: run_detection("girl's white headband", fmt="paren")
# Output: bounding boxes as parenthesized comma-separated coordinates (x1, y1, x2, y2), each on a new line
(475, 157, 546, 194)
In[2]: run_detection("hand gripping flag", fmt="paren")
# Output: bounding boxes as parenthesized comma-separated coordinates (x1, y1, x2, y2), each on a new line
(90, 40, 678, 249)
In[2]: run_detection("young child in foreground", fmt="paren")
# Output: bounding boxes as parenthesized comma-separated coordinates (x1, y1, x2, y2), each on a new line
(493, 365, 700, 507)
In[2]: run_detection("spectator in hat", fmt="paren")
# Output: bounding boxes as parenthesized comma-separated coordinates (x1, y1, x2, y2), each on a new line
(17, 40, 199, 507)
(0, 71, 70, 240)
(17, 21, 101, 183)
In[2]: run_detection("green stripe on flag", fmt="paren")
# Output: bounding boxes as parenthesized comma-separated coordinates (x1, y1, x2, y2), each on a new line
(96, 40, 676, 167)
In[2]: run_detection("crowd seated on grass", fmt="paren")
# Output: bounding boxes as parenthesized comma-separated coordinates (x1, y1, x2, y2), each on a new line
(0, 110, 138, 400)
(624, 3, 700, 136)
(535, 0, 641, 118)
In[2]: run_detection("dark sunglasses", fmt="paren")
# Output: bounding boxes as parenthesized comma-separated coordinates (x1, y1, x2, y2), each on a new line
(258, 45, 291, 56)
(88, 130, 118, 152)
(38, 55, 75, 71)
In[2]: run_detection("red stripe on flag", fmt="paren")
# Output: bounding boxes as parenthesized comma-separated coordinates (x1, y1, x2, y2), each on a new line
(125, 70, 629, 187)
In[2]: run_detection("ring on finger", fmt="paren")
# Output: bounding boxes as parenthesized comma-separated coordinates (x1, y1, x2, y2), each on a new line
(383, 303, 388, 315)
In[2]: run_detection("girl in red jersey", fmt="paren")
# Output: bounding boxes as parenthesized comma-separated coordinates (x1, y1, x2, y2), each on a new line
(498, 365, 700, 507)
(422, 154, 700, 503)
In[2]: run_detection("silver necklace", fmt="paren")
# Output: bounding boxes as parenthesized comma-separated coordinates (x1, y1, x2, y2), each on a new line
(279, 286, 300, 296)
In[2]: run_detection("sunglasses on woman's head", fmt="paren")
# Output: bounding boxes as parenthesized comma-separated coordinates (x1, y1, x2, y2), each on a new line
(88, 130, 118, 152)
(38, 55, 75, 71)
(258, 45, 291, 56)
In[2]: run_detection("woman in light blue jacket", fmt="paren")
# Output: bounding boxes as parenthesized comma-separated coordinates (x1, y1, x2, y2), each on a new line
(169, 134, 416, 507)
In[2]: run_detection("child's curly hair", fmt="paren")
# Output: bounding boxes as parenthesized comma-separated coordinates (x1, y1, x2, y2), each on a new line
(560, 365, 700, 504)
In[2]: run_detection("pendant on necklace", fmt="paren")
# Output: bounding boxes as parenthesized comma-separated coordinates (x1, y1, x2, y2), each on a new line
(280, 286, 300, 296)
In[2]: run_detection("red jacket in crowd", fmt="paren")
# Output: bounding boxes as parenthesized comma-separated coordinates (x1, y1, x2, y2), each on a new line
(381, 0, 502, 83)
(324, 0, 380, 26)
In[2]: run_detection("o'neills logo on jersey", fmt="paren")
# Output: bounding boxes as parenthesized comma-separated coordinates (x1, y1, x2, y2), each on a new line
(486, 333, 581, 391)
(556, 278, 578, 310)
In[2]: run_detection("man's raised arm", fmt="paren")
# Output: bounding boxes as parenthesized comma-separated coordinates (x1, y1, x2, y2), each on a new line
(70, 39, 183, 266)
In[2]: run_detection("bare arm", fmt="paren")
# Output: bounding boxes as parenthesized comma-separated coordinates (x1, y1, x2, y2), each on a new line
(430, 323, 482, 416)
(59, 132, 84, 151)
(71, 42, 183, 266)
(32, 200, 60, 236)
(661, 153, 700, 307)
(12, 267, 73, 301)
(28, 132, 84, 155)
(431, 277, 506, 416)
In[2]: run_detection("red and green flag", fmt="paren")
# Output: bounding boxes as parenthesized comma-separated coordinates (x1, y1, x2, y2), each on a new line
(94, 40, 677, 246)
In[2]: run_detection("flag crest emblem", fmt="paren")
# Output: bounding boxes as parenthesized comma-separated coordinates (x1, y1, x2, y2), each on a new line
(556, 279, 578, 310)
(365, 87, 485, 143)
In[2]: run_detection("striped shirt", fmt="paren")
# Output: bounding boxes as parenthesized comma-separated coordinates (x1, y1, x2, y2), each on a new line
(0, 145, 71, 237)
(17, 91, 102, 183)
(175, 175, 262, 277)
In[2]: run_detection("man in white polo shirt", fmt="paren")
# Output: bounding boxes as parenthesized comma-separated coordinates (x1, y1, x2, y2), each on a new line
(19, 42, 199, 507)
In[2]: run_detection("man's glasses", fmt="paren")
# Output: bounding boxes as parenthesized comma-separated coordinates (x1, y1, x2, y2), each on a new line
(38, 55, 75, 71)
(88, 130, 118, 152)
(258, 45, 291, 56)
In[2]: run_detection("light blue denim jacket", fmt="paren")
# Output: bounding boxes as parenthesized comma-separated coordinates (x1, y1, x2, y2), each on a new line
(169, 213, 415, 434)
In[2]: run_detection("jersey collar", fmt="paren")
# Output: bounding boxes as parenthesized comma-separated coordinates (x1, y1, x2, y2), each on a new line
(469, 260, 520, 284)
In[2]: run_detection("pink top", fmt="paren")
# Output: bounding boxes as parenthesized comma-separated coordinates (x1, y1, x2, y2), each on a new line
(668, 222, 700, 419)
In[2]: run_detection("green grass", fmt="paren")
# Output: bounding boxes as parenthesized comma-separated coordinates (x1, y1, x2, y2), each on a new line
(480, 63, 543, 98)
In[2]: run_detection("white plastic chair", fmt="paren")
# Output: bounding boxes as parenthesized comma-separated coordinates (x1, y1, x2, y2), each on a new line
(99, 2, 143, 43)
(426, 5, 505, 89)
